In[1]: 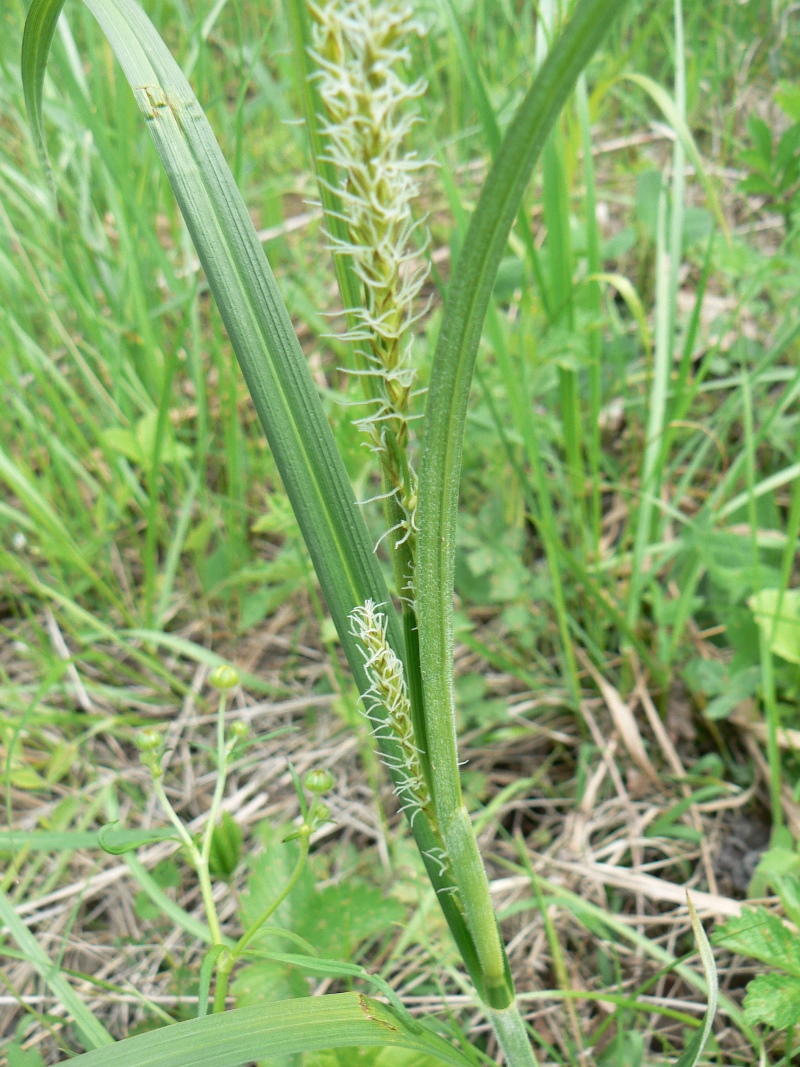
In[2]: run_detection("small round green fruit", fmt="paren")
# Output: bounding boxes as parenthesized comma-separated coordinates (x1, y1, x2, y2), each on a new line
(209, 664, 240, 690)
(304, 768, 335, 795)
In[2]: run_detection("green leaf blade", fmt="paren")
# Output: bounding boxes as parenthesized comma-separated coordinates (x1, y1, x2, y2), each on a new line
(415, 0, 630, 1008)
(418, 0, 632, 801)
(24, 0, 395, 699)
(49, 994, 471, 1067)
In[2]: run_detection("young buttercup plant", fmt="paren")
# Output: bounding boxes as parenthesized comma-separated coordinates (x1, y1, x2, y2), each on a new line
(137, 666, 335, 1014)
(136, 665, 248, 947)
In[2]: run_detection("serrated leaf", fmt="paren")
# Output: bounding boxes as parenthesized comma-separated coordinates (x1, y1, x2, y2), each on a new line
(208, 812, 242, 880)
(714, 907, 800, 977)
(232, 958, 311, 1009)
(749, 588, 800, 664)
(743, 973, 800, 1030)
(296, 885, 405, 960)
(746, 115, 773, 166)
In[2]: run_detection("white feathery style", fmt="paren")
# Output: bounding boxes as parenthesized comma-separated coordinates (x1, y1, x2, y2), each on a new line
(349, 599, 432, 823)
(309, 0, 429, 570)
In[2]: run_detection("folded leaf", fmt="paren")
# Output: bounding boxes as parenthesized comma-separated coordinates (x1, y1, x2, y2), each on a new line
(48, 993, 472, 1067)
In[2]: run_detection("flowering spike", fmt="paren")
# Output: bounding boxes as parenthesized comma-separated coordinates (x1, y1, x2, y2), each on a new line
(349, 599, 433, 824)
(309, 0, 429, 585)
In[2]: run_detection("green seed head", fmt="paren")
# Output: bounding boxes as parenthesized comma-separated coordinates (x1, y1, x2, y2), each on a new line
(229, 720, 249, 741)
(209, 664, 240, 690)
(313, 802, 331, 826)
(136, 728, 162, 752)
(304, 768, 335, 795)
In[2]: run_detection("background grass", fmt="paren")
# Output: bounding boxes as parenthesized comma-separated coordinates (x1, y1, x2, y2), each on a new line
(2, 0, 800, 1063)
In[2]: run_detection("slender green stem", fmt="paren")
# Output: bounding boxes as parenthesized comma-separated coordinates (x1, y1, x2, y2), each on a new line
(625, 181, 669, 632)
(488, 1005, 539, 1067)
(237, 832, 310, 956)
(626, 0, 686, 636)
(202, 693, 230, 866)
(741, 363, 783, 832)
(212, 830, 311, 1013)
(576, 73, 603, 558)
(150, 776, 223, 947)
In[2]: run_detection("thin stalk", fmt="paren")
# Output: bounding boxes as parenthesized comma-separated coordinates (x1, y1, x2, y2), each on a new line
(488, 1005, 539, 1067)
(237, 834, 310, 957)
(151, 776, 224, 946)
(625, 180, 669, 632)
(626, 0, 686, 635)
(576, 73, 603, 556)
(201, 692, 231, 866)
(741, 364, 783, 832)
(212, 831, 311, 1013)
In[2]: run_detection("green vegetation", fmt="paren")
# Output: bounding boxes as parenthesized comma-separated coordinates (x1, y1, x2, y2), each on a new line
(2, 0, 800, 1063)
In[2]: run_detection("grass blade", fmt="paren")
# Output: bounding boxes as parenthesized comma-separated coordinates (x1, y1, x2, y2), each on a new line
(45, 992, 472, 1067)
(0, 886, 114, 1050)
(22, 0, 393, 677)
(676, 895, 718, 1067)
(622, 72, 727, 239)
(416, 0, 629, 1010)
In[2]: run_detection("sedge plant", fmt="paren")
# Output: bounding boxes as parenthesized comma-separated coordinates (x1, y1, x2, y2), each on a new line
(13, 0, 659, 1063)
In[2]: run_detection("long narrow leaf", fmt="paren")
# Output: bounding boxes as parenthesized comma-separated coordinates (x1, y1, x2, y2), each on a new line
(415, 0, 629, 987)
(676, 895, 719, 1067)
(47, 993, 471, 1067)
(0, 886, 114, 1050)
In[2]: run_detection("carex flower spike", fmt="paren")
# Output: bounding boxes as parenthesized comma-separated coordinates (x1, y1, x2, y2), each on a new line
(349, 599, 433, 826)
(309, 0, 430, 586)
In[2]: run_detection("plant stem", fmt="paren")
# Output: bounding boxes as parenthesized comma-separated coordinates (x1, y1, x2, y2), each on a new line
(237, 832, 310, 956)
(151, 775, 224, 946)
(211, 829, 311, 1013)
(202, 693, 230, 865)
(488, 1004, 539, 1067)
(576, 73, 603, 559)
